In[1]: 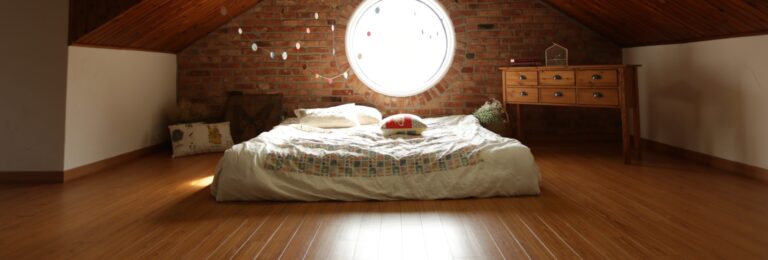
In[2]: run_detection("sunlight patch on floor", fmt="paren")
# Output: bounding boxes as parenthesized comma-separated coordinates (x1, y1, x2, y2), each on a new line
(189, 175, 213, 187)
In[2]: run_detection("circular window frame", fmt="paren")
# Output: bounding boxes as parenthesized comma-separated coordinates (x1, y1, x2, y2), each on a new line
(345, 0, 456, 97)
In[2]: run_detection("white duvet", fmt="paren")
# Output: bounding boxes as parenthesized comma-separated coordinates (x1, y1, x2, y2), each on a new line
(211, 115, 540, 201)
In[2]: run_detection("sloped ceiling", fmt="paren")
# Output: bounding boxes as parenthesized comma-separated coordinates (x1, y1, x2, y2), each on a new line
(69, 0, 262, 53)
(70, 0, 768, 52)
(541, 0, 768, 47)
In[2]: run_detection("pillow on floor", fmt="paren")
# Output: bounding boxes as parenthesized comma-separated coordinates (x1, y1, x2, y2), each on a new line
(381, 114, 428, 136)
(169, 122, 234, 158)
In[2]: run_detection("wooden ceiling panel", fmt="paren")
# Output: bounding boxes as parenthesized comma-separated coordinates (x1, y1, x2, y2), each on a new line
(542, 0, 768, 46)
(70, 0, 768, 52)
(70, 0, 263, 53)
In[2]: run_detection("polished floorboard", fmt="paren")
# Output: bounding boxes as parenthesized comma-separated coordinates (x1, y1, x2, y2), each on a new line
(1, 144, 767, 259)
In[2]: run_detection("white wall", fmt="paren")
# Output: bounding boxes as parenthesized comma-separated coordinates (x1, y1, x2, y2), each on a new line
(65, 46, 177, 170)
(624, 35, 768, 169)
(0, 0, 69, 171)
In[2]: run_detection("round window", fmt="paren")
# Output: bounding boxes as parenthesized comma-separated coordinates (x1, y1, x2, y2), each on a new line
(346, 0, 455, 97)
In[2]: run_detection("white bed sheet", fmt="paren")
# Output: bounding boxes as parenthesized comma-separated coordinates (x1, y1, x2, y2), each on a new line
(211, 115, 540, 201)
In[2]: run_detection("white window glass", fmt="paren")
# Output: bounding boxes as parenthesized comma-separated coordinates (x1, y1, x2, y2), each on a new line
(346, 0, 455, 97)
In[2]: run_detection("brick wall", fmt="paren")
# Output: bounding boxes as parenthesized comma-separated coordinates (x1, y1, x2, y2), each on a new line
(178, 0, 623, 139)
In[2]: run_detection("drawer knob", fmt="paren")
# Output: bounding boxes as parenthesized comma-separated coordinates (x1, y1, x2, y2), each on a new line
(593, 92, 604, 98)
(520, 91, 528, 96)
(553, 75, 563, 80)
(519, 75, 527, 80)
(553, 91, 564, 97)
(592, 74, 603, 80)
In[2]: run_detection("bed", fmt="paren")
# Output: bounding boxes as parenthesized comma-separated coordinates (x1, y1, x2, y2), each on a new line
(211, 115, 540, 201)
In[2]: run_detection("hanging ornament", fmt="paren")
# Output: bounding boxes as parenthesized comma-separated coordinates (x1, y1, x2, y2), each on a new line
(269, 51, 275, 59)
(314, 12, 319, 19)
(296, 42, 301, 50)
(251, 42, 258, 52)
(332, 48, 336, 56)
(282, 51, 288, 60)
(331, 25, 335, 32)
(237, 27, 243, 35)
(327, 78, 333, 84)
(343, 71, 349, 79)
(306, 27, 311, 34)
(315, 74, 320, 79)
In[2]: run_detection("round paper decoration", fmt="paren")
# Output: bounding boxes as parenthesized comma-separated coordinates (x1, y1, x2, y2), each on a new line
(295, 42, 301, 50)
(331, 25, 335, 32)
(237, 27, 243, 35)
(306, 27, 311, 34)
(269, 51, 275, 59)
(314, 12, 319, 19)
(281, 51, 288, 60)
(251, 42, 258, 51)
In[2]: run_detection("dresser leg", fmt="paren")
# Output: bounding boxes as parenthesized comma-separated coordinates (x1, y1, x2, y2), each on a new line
(621, 106, 631, 164)
(516, 104, 523, 140)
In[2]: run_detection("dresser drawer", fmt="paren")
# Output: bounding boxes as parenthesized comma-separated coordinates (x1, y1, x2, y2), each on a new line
(504, 71, 538, 86)
(576, 70, 618, 86)
(539, 70, 575, 86)
(578, 88, 619, 106)
(506, 87, 539, 103)
(540, 88, 576, 104)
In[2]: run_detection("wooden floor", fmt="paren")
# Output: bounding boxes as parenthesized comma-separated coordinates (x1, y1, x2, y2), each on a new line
(2, 144, 767, 259)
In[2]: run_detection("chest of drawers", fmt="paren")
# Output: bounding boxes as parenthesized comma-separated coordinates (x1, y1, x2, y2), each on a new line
(500, 65, 642, 164)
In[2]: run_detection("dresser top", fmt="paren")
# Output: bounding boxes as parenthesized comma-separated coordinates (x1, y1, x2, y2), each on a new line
(499, 64, 641, 71)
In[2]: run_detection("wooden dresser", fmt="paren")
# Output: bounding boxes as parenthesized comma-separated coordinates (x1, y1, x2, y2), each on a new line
(500, 65, 641, 164)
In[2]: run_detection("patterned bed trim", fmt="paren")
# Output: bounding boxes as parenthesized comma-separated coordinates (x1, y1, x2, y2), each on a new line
(263, 144, 481, 177)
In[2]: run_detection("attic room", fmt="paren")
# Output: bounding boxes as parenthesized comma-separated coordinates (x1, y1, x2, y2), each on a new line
(1, 0, 767, 258)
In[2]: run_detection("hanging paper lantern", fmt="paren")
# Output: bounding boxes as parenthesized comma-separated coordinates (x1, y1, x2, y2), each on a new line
(306, 27, 311, 34)
(315, 74, 320, 79)
(343, 71, 349, 79)
(314, 12, 319, 19)
(282, 51, 288, 60)
(332, 48, 336, 56)
(237, 27, 243, 35)
(296, 42, 301, 50)
(251, 42, 258, 52)
(331, 25, 335, 32)
(269, 51, 275, 59)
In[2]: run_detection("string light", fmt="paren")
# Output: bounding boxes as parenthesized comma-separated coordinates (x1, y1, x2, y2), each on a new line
(226, 2, 350, 84)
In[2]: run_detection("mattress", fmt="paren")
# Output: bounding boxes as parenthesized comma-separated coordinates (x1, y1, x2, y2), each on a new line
(211, 115, 540, 201)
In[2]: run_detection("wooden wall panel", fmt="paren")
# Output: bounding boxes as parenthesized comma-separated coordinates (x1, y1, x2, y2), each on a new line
(542, 0, 768, 46)
(70, 0, 263, 53)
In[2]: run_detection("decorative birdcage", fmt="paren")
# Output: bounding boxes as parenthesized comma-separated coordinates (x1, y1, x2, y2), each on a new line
(545, 43, 568, 66)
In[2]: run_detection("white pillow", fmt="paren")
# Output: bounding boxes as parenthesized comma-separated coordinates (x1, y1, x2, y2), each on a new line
(169, 122, 234, 158)
(294, 103, 355, 118)
(297, 104, 359, 128)
(355, 105, 383, 125)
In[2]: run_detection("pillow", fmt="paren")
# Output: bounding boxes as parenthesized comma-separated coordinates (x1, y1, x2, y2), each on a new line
(380, 114, 428, 136)
(356, 105, 383, 125)
(294, 103, 355, 118)
(169, 122, 234, 158)
(297, 104, 359, 128)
